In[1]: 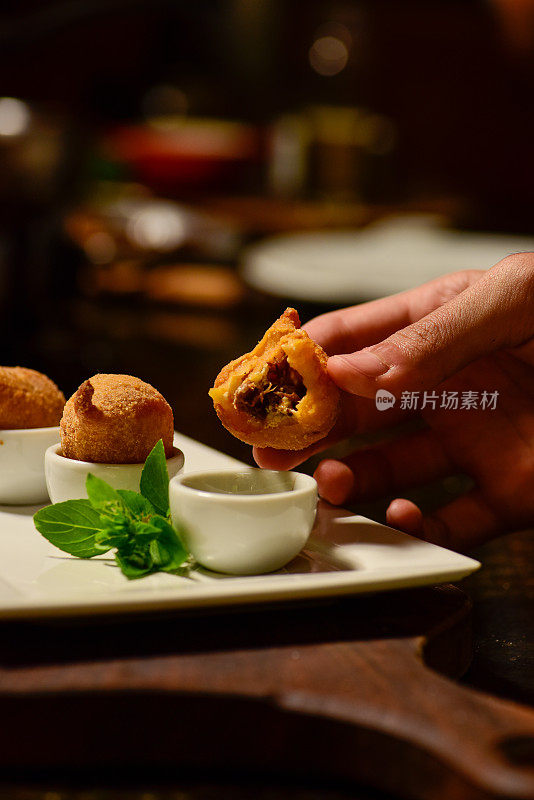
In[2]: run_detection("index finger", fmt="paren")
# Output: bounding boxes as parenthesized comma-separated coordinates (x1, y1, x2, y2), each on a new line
(303, 270, 484, 354)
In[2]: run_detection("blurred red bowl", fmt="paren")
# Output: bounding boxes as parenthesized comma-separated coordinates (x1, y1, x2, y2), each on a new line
(106, 118, 260, 191)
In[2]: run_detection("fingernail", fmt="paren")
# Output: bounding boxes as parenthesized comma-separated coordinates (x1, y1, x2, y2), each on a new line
(346, 351, 389, 379)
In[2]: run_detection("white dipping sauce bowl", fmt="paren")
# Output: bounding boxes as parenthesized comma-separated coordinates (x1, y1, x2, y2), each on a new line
(45, 445, 185, 504)
(0, 426, 61, 505)
(169, 468, 318, 575)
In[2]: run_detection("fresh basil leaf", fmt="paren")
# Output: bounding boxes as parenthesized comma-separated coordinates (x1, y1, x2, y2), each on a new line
(101, 512, 133, 535)
(34, 500, 108, 558)
(165, 514, 188, 546)
(130, 520, 161, 541)
(86, 473, 123, 511)
(150, 514, 184, 541)
(95, 529, 128, 550)
(140, 439, 170, 516)
(149, 539, 169, 567)
(116, 489, 155, 518)
(114, 537, 136, 558)
(151, 515, 188, 571)
(115, 552, 154, 580)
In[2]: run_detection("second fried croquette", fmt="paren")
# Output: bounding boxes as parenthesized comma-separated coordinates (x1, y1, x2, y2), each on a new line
(0, 367, 65, 429)
(60, 374, 174, 463)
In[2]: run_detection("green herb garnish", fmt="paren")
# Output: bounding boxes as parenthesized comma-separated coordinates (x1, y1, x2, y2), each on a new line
(34, 440, 189, 580)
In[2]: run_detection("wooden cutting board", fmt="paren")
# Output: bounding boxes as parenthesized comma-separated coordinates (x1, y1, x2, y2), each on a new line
(0, 584, 532, 800)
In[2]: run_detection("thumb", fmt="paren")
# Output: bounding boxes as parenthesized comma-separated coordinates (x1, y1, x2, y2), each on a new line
(328, 254, 534, 398)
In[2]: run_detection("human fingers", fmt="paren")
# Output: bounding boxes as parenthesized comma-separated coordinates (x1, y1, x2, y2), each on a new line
(253, 270, 487, 470)
(313, 428, 454, 505)
(386, 491, 501, 552)
(302, 269, 484, 355)
(328, 254, 534, 398)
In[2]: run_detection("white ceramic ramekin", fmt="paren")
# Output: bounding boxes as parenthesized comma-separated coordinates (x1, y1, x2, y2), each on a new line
(0, 426, 61, 505)
(169, 468, 317, 575)
(45, 444, 185, 504)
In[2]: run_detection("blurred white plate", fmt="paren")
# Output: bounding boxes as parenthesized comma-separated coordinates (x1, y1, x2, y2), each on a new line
(242, 215, 534, 302)
(0, 432, 479, 619)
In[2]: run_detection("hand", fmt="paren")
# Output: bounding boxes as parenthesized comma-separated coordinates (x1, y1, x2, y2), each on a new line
(254, 253, 534, 551)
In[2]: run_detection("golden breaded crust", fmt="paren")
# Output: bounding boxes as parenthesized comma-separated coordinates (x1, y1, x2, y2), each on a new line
(60, 374, 174, 463)
(209, 308, 339, 450)
(0, 367, 65, 429)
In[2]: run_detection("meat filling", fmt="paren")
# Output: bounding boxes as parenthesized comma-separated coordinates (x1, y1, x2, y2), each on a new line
(233, 356, 306, 420)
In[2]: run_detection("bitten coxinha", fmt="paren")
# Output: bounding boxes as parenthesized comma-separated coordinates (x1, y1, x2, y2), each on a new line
(209, 308, 339, 450)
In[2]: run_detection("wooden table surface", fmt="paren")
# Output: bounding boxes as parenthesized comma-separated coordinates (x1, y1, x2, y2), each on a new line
(1, 294, 532, 800)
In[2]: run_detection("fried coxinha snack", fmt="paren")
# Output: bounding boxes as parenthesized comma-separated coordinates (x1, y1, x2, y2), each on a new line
(0, 367, 65, 429)
(209, 308, 339, 450)
(60, 374, 174, 463)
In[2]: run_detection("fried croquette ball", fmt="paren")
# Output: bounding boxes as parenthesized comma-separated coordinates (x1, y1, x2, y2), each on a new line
(0, 367, 65, 429)
(60, 374, 174, 463)
(209, 308, 339, 450)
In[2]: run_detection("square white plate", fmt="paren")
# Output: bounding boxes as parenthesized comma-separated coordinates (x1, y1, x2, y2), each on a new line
(0, 432, 480, 619)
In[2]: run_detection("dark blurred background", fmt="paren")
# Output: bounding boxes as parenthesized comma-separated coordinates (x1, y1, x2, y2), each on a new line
(0, 0, 533, 463)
